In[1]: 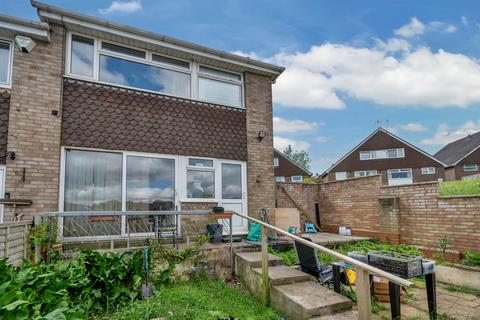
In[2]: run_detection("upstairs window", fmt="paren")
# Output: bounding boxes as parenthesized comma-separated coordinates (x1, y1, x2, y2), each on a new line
(463, 164, 478, 172)
(67, 33, 244, 108)
(0, 40, 12, 87)
(360, 148, 404, 160)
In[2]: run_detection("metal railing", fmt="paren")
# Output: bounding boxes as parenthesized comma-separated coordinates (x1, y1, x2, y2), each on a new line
(231, 212, 413, 320)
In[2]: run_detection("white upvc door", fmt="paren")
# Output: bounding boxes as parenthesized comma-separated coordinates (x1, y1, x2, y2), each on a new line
(218, 161, 248, 235)
(0, 166, 5, 222)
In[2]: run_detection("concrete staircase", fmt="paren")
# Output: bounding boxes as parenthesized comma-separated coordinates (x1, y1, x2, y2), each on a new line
(235, 251, 354, 320)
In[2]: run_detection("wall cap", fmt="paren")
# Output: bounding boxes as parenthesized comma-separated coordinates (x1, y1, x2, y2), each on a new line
(381, 181, 439, 189)
(437, 194, 480, 199)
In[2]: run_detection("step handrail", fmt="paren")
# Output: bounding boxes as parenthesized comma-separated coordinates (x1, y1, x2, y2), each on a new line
(234, 212, 412, 287)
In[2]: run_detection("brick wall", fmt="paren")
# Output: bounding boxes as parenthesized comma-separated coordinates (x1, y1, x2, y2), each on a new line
(3, 25, 64, 221)
(244, 72, 276, 222)
(276, 176, 480, 257)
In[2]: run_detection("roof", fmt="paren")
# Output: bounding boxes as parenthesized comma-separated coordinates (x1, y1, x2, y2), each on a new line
(0, 13, 50, 41)
(434, 131, 480, 166)
(273, 148, 312, 176)
(321, 127, 446, 176)
(30, 1, 284, 80)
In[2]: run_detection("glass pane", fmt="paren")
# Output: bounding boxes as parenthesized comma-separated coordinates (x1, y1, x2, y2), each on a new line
(152, 54, 189, 69)
(102, 42, 146, 59)
(187, 170, 214, 198)
(188, 158, 213, 167)
(70, 35, 94, 77)
(63, 150, 122, 237)
(375, 150, 387, 159)
(387, 149, 398, 158)
(199, 66, 241, 81)
(0, 42, 10, 84)
(99, 55, 191, 98)
(360, 152, 371, 160)
(199, 77, 241, 107)
(126, 156, 175, 211)
(390, 170, 410, 179)
(222, 164, 241, 199)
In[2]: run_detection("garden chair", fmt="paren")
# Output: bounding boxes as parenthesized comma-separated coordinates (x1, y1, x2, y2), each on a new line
(293, 237, 333, 284)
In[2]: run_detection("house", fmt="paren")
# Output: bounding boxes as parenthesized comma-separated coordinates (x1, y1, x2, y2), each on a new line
(322, 128, 445, 186)
(273, 149, 312, 183)
(434, 131, 480, 181)
(0, 2, 284, 237)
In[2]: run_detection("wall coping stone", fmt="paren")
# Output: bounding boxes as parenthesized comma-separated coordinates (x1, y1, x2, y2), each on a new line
(437, 194, 480, 199)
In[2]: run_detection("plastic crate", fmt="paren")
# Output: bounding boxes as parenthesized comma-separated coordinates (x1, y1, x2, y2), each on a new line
(367, 251, 423, 279)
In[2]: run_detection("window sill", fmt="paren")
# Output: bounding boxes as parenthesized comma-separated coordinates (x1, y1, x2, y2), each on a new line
(181, 198, 218, 203)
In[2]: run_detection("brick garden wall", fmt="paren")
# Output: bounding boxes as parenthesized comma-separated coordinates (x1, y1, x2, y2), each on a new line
(276, 176, 480, 257)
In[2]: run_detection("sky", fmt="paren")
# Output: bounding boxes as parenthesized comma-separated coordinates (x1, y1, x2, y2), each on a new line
(4, 0, 480, 174)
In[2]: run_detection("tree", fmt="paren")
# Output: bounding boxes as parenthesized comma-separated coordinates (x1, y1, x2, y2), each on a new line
(283, 145, 311, 170)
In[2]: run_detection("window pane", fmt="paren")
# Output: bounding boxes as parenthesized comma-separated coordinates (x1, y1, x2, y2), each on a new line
(102, 42, 146, 59)
(222, 164, 242, 199)
(199, 66, 241, 81)
(70, 35, 94, 77)
(335, 172, 347, 180)
(126, 156, 175, 211)
(275, 176, 285, 183)
(100, 55, 190, 97)
(188, 158, 213, 167)
(199, 77, 242, 107)
(187, 170, 214, 198)
(360, 152, 371, 160)
(292, 176, 303, 182)
(390, 170, 411, 179)
(152, 54, 189, 69)
(386, 149, 398, 158)
(63, 150, 122, 237)
(0, 42, 10, 84)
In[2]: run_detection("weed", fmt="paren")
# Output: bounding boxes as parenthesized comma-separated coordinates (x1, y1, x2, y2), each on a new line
(446, 284, 480, 297)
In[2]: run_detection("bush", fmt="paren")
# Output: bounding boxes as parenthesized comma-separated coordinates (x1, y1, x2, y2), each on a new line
(439, 179, 480, 196)
(463, 250, 480, 267)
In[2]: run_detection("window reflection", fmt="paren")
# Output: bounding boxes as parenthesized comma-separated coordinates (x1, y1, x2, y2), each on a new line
(99, 55, 191, 98)
(70, 35, 94, 77)
(222, 164, 242, 199)
(198, 77, 241, 107)
(187, 170, 215, 199)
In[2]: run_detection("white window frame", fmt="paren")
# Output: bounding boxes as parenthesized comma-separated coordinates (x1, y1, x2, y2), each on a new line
(335, 172, 347, 180)
(387, 168, 413, 186)
(273, 158, 279, 167)
(183, 156, 218, 202)
(463, 164, 478, 172)
(291, 175, 303, 183)
(0, 39, 13, 88)
(360, 148, 405, 160)
(65, 31, 245, 108)
(354, 170, 378, 177)
(421, 167, 436, 175)
(275, 176, 285, 183)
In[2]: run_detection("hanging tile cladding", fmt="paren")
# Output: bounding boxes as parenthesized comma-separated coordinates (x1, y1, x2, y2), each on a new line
(0, 92, 10, 164)
(61, 79, 247, 160)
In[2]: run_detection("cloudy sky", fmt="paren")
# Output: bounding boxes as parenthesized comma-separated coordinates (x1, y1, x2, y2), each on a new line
(5, 0, 480, 174)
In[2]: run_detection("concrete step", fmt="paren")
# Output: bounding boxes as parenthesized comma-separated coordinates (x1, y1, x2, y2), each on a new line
(309, 310, 357, 319)
(234, 251, 284, 268)
(271, 281, 352, 320)
(252, 265, 313, 286)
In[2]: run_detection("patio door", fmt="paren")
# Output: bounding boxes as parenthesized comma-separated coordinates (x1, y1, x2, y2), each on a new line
(219, 162, 248, 235)
(124, 154, 178, 235)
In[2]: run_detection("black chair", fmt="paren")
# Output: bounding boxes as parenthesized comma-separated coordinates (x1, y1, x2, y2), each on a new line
(293, 237, 333, 284)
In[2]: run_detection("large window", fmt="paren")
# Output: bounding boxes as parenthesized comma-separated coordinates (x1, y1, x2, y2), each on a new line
(387, 168, 412, 186)
(0, 40, 12, 86)
(67, 33, 244, 107)
(360, 148, 404, 160)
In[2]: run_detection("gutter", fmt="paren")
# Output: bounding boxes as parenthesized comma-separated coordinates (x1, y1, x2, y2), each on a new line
(0, 13, 50, 41)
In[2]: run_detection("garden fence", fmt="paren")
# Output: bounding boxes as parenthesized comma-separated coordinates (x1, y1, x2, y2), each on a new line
(0, 220, 32, 266)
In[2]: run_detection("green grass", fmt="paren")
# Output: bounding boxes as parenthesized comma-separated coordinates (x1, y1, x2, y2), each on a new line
(105, 276, 282, 320)
(269, 239, 421, 266)
(446, 284, 480, 297)
(438, 178, 480, 196)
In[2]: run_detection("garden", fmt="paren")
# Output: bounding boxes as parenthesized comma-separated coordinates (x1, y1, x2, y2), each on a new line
(438, 178, 480, 196)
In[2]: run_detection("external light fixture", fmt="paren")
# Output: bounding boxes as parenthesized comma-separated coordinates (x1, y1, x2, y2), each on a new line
(257, 131, 266, 141)
(6, 151, 15, 160)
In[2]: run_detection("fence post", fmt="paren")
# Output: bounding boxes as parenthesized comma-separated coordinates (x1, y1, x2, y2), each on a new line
(34, 216, 41, 263)
(356, 268, 372, 320)
(261, 225, 270, 306)
(4, 226, 9, 261)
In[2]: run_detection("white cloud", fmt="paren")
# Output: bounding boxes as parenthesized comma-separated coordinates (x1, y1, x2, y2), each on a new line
(445, 25, 457, 33)
(315, 136, 330, 143)
(272, 43, 480, 109)
(394, 17, 426, 37)
(230, 50, 261, 60)
(100, 0, 142, 14)
(422, 121, 480, 145)
(429, 21, 457, 33)
(273, 117, 320, 133)
(400, 123, 428, 132)
(274, 136, 310, 151)
(374, 37, 410, 52)
(461, 16, 468, 26)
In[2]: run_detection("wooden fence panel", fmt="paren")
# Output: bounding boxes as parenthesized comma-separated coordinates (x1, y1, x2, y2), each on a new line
(0, 221, 32, 266)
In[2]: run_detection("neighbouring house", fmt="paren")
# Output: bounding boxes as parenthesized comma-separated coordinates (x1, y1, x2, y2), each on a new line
(0, 2, 284, 237)
(273, 148, 312, 183)
(321, 128, 445, 186)
(434, 131, 480, 181)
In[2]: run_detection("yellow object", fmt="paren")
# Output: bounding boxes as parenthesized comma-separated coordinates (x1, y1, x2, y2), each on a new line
(346, 269, 356, 285)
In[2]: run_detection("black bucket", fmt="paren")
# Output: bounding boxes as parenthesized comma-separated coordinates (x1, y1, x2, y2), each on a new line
(206, 224, 223, 243)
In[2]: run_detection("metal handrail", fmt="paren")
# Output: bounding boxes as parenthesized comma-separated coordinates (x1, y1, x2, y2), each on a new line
(43, 210, 211, 217)
(233, 212, 412, 288)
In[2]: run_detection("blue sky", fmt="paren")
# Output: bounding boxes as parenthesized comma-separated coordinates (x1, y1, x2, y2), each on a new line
(4, 0, 480, 174)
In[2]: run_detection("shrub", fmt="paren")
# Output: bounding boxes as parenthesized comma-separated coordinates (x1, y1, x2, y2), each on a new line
(439, 179, 480, 196)
(463, 250, 480, 267)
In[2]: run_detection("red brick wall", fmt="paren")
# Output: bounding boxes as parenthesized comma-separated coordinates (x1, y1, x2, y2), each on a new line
(275, 177, 480, 257)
